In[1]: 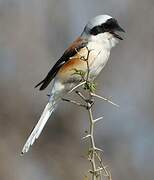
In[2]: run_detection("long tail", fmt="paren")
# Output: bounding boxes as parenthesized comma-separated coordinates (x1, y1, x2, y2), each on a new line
(21, 97, 58, 154)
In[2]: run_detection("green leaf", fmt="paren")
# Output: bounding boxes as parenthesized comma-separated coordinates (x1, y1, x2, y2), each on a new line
(84, 81, 97, 93)
(72, 68, 86, 78)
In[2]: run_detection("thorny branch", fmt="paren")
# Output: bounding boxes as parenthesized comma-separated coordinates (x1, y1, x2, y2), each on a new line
(62, 46, 118, 180)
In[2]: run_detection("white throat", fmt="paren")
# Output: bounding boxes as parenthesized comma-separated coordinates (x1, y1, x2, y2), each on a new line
(87, 32, 119, 50)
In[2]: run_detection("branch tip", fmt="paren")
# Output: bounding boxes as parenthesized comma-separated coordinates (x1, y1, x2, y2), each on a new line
(91, 93, 120, 108)
(82, 134, 91, 140)
(93, 117, 103, 123)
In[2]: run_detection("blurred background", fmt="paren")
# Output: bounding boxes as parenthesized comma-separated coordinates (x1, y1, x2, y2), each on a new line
(0, 0, 154, 180)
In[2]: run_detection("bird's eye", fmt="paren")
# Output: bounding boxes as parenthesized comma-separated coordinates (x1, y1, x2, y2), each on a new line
(102, 19, 118, 32)
(103, 23, 110, 30)
(90, 26, 102, 35)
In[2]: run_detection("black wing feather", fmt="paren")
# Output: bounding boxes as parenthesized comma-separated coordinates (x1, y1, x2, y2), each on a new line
(35, 38, 87, 90)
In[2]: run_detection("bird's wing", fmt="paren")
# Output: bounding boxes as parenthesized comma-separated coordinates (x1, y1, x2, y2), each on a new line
(35, 37, 88, 90)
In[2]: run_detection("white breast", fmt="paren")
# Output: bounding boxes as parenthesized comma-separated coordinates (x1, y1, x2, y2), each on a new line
(81, 31, 119, 80)
(87, 41, 110, 79)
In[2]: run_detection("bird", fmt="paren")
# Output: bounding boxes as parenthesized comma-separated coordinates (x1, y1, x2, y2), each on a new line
(21, 14, 125, 154)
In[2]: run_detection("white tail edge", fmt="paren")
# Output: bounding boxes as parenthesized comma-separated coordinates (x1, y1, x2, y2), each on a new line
(21, 101, 56, 155)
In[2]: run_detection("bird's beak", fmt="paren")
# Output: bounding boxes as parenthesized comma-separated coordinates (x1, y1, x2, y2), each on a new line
(112, 24, 125, 40)
(116, 25, 125, 33)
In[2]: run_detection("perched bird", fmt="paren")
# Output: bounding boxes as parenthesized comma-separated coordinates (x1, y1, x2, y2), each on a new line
(22, 14, 125, 154)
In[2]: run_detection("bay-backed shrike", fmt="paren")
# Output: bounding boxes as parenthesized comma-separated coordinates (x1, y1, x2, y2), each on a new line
(22, 15, 125, 154)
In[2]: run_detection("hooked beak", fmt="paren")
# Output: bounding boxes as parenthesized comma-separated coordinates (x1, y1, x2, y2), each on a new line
(111, 25, 125, 40)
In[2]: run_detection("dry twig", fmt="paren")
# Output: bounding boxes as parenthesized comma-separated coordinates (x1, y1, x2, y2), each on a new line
(62, 46, 116, 180)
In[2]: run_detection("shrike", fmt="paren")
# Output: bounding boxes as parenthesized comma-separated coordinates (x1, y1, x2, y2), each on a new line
(22, 15, 125, 154)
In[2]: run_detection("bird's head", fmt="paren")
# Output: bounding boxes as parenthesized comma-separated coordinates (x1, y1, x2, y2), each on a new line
(82, 15, 125, 47)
